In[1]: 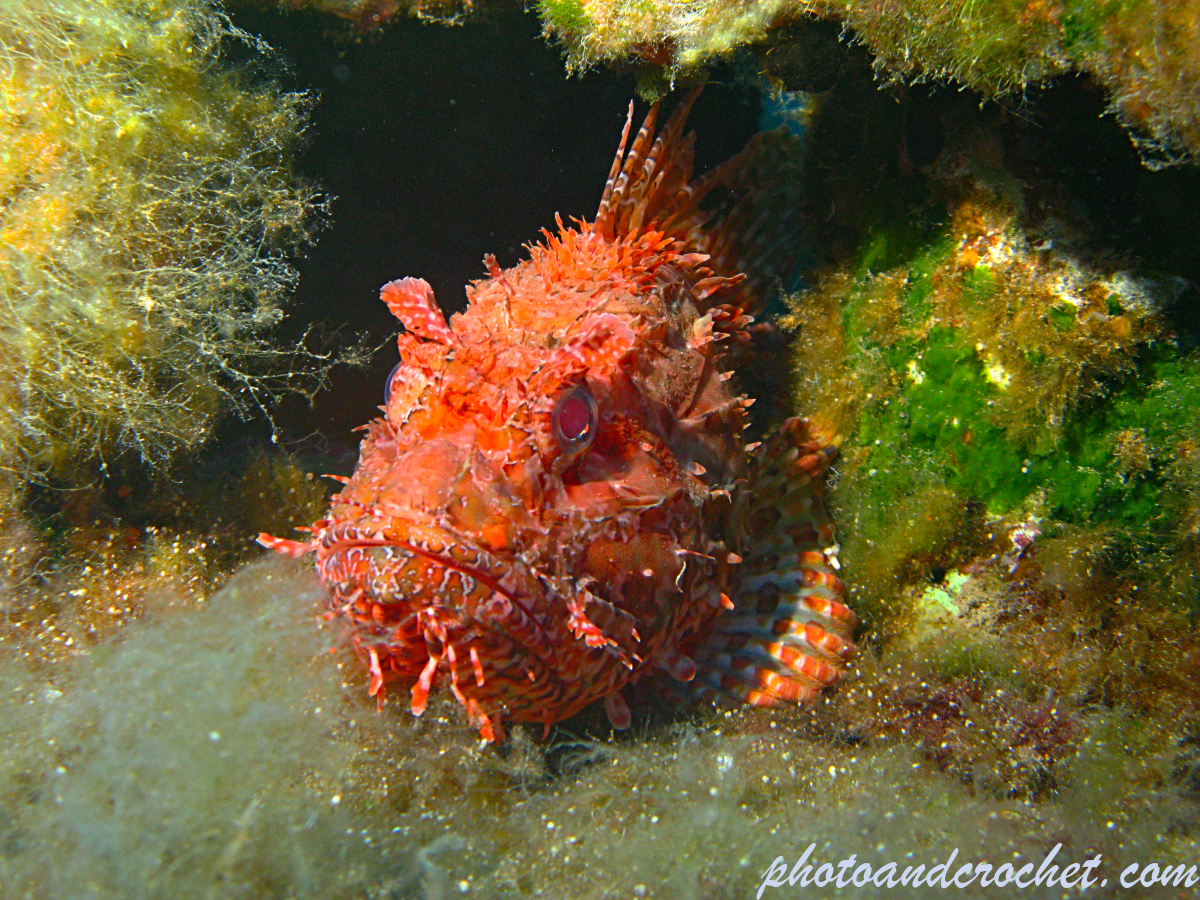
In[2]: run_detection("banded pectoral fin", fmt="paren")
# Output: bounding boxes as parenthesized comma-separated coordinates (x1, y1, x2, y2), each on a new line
(690, 416, 857, 707)
(688, 584, 856, 707)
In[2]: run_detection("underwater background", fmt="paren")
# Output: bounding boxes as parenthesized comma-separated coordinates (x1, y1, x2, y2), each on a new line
(2, 1, 1200, 897)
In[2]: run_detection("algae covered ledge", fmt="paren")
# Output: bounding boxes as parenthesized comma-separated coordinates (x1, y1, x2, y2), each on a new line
(0, 1, 1199, 899)
(537, 0, 1200, 167)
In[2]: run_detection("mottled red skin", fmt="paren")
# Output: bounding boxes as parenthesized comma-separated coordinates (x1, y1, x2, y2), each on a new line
(262, 96, 857, 741)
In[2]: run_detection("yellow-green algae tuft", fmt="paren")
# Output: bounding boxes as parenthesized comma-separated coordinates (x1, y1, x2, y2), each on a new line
(0, 0, 329, 483)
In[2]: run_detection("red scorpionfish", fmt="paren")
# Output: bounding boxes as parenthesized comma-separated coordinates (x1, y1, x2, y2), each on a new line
(260, 90, 857, 742)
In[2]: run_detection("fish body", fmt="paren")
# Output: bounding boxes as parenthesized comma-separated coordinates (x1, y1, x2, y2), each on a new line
(261, 93, 856, 741)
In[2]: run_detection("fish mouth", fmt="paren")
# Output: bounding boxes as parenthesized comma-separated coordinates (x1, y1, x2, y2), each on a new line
(314, 516, 555, 659)
(318, 517, 520, 604)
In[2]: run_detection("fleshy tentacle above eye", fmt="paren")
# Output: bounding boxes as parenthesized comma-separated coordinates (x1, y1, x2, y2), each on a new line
(536, 313, 636, 387)
(381, 277, 459, 346)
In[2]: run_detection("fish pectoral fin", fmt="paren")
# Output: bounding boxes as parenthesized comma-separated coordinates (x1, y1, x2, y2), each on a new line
(678, 415, 856, 710)
(256, 532, 314, 557)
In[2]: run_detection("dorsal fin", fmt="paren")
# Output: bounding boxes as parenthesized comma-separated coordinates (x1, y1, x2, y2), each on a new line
(592, 87, 804, 317)
(594, 87, 698, 244)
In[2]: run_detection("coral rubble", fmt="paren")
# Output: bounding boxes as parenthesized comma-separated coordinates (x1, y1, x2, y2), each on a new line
(0, 0, 326, 485)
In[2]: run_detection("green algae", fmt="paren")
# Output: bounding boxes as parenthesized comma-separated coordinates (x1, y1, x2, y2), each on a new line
(785, 120, 1200, 625)
(845, 323, 1200, 534)
(848, 329, 1200, 536)
(540, 0, 591, 36)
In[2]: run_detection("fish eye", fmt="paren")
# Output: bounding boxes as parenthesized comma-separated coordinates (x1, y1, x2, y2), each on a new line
(552, 384, 598, 453)
(383, 361, 402, 404)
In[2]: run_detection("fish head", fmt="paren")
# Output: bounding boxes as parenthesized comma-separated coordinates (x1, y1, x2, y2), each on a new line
(314, 278, 722, 710)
